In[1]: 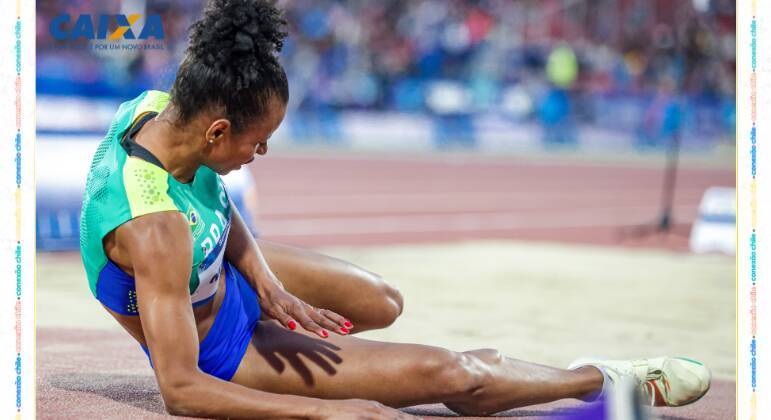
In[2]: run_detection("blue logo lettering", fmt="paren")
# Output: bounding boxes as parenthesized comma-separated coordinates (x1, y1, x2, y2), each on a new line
(139, 15, 164, 40)
(49, 14, 70, 41)
(49, 14, 165, 41)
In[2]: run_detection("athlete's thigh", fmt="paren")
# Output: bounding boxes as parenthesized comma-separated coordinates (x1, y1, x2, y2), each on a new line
(256, 239, 399, 326)
(230, 319, 455, 407)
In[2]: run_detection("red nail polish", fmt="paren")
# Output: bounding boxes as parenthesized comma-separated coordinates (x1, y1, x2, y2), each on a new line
(340, 327, 349, 334)
(344, 321, 353, 328)
(321, 330, 329, 338)
(288, 320, 297, 330)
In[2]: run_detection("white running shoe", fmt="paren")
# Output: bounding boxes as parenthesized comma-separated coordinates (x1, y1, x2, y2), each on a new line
(568, 356, 711, 407)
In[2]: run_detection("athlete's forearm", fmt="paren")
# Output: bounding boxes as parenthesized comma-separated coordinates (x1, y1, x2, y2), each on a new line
(225, 199, 284, 295)
(165, 371, 325, 419)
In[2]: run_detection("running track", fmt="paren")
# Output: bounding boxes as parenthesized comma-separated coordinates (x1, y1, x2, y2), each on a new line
(248, 154, 734, 251)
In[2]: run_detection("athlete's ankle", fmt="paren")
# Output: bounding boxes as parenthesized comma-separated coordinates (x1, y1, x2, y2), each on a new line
(572, 366, 606, 402)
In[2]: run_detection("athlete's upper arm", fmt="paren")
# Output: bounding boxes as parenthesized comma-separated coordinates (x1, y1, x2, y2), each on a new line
(113, 210, 200, 395)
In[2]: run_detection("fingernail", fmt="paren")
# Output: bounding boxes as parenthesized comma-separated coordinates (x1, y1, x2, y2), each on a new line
(340, 327, 349, 334)
(288, 320, 297, 330)
(344, 321, 353, 328)
(321, 330, 329, 338)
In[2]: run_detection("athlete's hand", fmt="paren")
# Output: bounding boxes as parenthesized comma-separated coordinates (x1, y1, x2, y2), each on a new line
(260, 283, 353, 338)
(315, 399, 420, 420)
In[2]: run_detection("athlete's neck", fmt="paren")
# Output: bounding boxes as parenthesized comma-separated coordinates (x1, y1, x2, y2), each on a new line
(134, 108, 204, 184)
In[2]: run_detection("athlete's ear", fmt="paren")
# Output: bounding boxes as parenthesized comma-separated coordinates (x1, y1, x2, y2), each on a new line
(205, 119, 231, 145)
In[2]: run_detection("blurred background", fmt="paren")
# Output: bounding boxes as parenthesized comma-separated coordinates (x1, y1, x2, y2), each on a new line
(37, 1, 736, 419)
(37, 0, 737, 250)
(38, 0, 735, 152)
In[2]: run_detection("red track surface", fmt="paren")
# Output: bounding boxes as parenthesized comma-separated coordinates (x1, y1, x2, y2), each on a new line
(37, 328, 735, 419)
(39, 154, 735, 418)
(249, 154, 733, 250)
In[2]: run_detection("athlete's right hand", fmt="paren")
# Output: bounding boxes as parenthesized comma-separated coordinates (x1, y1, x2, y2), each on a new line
(315, 399, 421, 420)
(261, 282, 353, 338)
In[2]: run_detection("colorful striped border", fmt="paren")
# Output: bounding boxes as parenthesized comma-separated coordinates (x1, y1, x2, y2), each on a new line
(13, 0, 23, 417)
(0, 0, 33, 416)
(749, 3, 757, 417)
(739, 1, 765, 418)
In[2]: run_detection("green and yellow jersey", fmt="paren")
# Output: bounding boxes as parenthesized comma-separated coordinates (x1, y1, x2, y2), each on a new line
(79, 90, 232, 315)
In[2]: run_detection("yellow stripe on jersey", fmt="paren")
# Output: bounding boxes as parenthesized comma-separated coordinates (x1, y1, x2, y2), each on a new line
(131, 90, 170, 122)
(123, 156, 177, 218)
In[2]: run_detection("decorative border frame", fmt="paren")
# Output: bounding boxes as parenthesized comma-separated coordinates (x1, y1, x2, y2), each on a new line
(0, 0, 34, 417)
(739, 1, 767, 418)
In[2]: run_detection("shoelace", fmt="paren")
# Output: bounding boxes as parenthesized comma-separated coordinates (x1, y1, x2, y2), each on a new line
(640, 369, 668, 406)
(608, 360, 652, 384)
(605, 360, 666, 406)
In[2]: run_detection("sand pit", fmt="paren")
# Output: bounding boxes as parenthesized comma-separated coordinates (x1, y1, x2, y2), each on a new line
(37, 240, 734, 418)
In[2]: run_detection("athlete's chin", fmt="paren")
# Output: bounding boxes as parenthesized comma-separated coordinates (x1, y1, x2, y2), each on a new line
(214, 167, 237, 176)
(210, 161, 251, 175)
(213, 162, 249, 175)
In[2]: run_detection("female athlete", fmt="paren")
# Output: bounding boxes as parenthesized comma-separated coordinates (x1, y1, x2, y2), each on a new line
(79, 0, 711, 418)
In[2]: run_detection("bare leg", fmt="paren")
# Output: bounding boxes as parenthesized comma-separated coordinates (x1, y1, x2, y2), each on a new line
(257, 239, 404, 332)
(232, 320, 603, 416)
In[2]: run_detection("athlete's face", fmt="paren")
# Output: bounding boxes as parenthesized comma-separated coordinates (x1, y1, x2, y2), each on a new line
(203, 96, 287, 175)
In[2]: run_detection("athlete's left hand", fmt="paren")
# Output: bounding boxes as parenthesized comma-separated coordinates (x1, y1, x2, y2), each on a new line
(259, 284, 354, 338)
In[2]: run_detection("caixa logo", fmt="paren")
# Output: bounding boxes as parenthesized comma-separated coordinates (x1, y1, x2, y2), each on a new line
(50, 14, 164, 41)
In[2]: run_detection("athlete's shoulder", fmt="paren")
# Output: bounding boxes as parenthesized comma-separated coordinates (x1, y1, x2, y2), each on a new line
(85, 89, 174, 196)
(132, 90, 170, 119)
(112, 90, 170, 128)
(122, 156, 178, 219)
(81, 154, 178, 228)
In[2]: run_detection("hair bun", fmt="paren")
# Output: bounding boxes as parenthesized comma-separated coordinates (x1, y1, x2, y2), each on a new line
(170, 0, 289, 130)
(188, 0, 287, 77)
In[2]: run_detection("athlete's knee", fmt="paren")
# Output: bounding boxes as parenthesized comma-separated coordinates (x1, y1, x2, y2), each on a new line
(381, 278, 404, 322)
(440, 349, 506, 416)
(421, 350, 489, 399)
(366, 274, 404, 328)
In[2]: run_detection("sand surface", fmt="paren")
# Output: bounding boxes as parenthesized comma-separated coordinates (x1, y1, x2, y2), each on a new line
(37, 240, 735, 379)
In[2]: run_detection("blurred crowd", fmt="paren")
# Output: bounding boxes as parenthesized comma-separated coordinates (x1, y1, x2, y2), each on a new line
(37, 0, 736, 143)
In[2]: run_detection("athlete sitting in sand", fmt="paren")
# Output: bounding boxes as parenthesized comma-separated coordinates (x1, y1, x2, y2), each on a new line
(79, 0, 711, 418)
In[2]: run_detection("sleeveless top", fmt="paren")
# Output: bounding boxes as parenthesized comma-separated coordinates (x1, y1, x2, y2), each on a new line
(79, 90, 232, 316)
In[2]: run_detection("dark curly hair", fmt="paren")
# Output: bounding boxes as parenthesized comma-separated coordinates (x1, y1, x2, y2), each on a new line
(169, 0, 289, 132)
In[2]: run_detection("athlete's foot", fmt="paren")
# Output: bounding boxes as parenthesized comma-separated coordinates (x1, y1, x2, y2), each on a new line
(568, 356, 711, 407)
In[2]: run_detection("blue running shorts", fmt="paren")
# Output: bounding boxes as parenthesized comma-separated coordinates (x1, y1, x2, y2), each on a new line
(141, 260, 261, 381)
